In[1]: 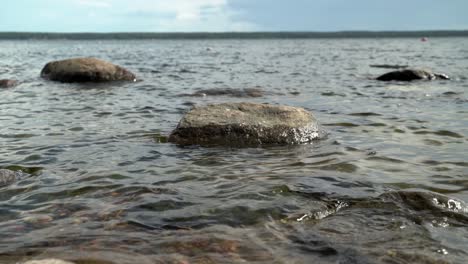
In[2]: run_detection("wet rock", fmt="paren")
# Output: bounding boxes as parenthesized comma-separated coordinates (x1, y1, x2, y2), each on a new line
(22, 214, 54, 225)
(169, 102, 326, 146)
(0, 169, 23, 187)
(380, 190, 468, 215)
(376, 69, 449, 81)
(40, 57, 136, 83)
(0, 79, 18, 88)
(189, 88, 264, 98)
(23, 259, 75, 264)
(379, 250, 451, 264)
(159, 238, 240, 255)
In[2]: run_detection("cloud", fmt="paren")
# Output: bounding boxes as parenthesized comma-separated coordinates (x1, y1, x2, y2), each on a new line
(132, 0, 226, 20)
(103, 0, 258, 31)
(134, 0, 255, 31)
(75, 0, 111, 8)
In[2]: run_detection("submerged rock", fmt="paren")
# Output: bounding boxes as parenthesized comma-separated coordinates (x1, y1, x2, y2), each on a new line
(380, 190, 468, 215)
(376, 69, 449, 81)
(0, 79, 18, 88)
(40, 57, 136, 83)
(169, 102, 326, 146)
(0, 169, 23, 187)
(23, 259, 75, 264)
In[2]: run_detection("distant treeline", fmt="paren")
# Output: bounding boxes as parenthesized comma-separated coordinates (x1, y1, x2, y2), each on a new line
(1, 31, 468, 40)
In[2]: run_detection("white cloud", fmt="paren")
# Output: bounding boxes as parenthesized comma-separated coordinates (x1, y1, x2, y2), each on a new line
(72, 0, 257, 31)
(128, 0, 226, 19)
(132, 0, 257, 31)
(75, 0, 111, 8)
(71, 0, 258, 32)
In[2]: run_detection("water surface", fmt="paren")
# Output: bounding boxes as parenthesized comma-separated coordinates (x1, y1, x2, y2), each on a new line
(0, 38, 467, 263)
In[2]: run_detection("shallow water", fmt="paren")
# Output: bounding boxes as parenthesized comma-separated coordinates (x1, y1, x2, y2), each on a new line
(0, 38, 467, 263)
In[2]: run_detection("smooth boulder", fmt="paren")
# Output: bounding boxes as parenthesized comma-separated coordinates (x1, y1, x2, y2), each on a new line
(376, 69, 449, 81)
(169, 102, 326, 146)
(0, 79, 18, 88)
(40, 57, 136, 83)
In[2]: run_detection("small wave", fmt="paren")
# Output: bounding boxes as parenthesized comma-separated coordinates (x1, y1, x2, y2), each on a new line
(348, 112, 382, 117)
(254, 69, 280, 74)
(379, 190, 468, 220)
(370, 64, 408, 69)
(182, 88, 265, 98)
(413, 130, 464, 138)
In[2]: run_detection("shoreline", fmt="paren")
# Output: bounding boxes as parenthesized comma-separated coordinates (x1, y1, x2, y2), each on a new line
(1, 30, 468, 40)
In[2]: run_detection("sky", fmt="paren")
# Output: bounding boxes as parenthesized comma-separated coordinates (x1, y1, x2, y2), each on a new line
(1, 0, 467, 32)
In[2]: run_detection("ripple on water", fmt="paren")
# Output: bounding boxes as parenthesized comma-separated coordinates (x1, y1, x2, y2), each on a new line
(324, 122, 360, 127)
(276, 190, 468, 263)
(414, 130, 464, 138)
(1, 38, 468, 263)
(1, 165, 42, 175)
(0, 133, 37, 139)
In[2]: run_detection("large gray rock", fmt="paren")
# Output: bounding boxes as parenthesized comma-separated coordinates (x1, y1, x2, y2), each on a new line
(0, 169, 23, 187)
(0, 79, 18, 88)
(169, 102, 326, 146)
(376, 69, 449, 81)
(40, 57, 136, 83)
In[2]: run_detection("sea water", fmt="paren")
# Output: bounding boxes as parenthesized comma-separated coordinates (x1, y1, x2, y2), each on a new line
(0, 37, 467, 263)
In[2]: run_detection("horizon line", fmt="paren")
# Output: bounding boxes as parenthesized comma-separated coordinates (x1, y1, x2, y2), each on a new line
(1, 30, 467, 40)
(1, 29, 468, 34)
